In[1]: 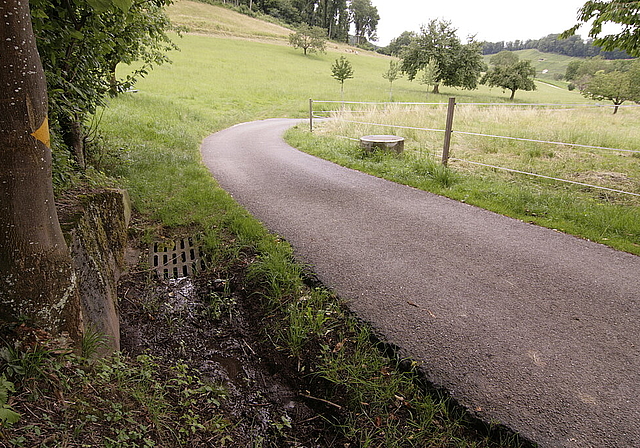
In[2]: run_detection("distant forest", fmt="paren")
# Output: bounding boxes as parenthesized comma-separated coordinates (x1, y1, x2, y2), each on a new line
(482, 34, 631, 60)
(211, 0, 379, 44)
(209, 1, 632, 59)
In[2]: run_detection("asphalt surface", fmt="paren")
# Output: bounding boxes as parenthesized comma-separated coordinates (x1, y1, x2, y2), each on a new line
(201, 118, 640, 447)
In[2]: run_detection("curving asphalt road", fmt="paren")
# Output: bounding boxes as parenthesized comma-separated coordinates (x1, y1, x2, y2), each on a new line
(201, 118, 640, 447)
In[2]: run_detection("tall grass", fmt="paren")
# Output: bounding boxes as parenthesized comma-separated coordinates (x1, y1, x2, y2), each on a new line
(288, 103, 640, 254)
(319, 104, 640, 191)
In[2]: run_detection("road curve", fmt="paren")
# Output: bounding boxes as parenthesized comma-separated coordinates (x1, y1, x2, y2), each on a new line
(201, 118, 640, 447)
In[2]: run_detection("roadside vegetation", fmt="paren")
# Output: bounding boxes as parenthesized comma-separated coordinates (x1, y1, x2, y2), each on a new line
(288, 103, 640, 255)
(3, 0, 636, 445)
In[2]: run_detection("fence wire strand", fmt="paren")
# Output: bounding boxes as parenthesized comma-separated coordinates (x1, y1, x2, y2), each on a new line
(453, 130, 640, 154)
(451, 158, 640, 197)
(310, 99, 639, 198)
(340, 119, 446, 134)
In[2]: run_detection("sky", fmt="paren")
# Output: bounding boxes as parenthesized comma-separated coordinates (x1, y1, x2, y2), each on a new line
(372, 0, 591, 46)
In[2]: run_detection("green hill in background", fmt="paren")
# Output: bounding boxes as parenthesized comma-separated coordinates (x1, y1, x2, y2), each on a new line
(484, 49, 581, 84)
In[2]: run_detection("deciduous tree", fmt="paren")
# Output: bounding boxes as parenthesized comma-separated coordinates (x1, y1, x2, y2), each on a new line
(582, 62, 640, 113)
(288, 24, 327, 55)
(482, 58, 537, 100)
(331, 56, 354, 98)
(0, 0, 80, 339)
(562, 0, 640, 57)
(400, 20, 484, 94)
(489, 50, 519, 67)
(349, 0, 379, 45)
(385, 31, 416, 56)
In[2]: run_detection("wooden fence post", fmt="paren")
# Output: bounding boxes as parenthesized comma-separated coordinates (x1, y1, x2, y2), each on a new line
(309, 98, 313, 132)
(442, 97, 456, 165)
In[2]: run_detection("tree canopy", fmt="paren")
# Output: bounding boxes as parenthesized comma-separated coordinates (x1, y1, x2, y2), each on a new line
(384, 31, 416, 56)
(30, 0, 177, 168)
(482, 33, 630, 59)
(565, 56, 636, 89)
(482, 58, 537, 100)
(580, 60, 640, 113)
(349, 0, 379, 44)
(288, 23, 327, 55)
(562, 0, 640, 57)
(400, 20, 484, 94)
(489, 50, 519, 67)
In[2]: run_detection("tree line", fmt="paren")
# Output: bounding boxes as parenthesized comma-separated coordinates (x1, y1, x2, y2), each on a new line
(212, 0, 379, 44)
(481, 34, 631, 59)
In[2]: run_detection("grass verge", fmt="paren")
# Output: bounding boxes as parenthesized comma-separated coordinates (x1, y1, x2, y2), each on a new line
(286, 105, 640, 255)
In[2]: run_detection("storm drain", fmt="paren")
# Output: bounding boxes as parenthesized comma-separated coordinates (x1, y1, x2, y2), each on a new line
(149, 237, 206, 279)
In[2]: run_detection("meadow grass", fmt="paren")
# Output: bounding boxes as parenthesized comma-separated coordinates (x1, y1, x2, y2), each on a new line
(288, 102, 640, 254)
(167, 0, 291, 41)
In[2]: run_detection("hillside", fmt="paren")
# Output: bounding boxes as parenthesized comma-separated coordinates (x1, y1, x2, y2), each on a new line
(167, 0, 291, 42)
(484, 49, 581, 83)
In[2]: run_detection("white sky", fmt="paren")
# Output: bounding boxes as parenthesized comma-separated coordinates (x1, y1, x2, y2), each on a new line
(373, 0, 590, 46)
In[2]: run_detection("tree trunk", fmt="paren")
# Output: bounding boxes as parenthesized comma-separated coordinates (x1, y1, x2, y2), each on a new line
(432, 83, 440, 94)
(60, 115, 86, 169)
(613, 103, 620, 114)
(510, 89, 516, 100)
(0, 0, 81, 341)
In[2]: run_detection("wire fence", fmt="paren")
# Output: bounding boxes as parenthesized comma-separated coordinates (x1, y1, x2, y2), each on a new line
(309, 98, 640, 198)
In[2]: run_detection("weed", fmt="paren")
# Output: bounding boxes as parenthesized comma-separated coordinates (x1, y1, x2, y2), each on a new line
(0, 374, 20, 428)
(0, 342, 50, 386)
(411, 155, 458, 187)
(81, 326, 109, 359)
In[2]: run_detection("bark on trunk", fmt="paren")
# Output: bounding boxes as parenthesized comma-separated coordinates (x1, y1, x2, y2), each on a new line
(432, 83, 440, 94)
(60, 115, 86, 169)
(0, 0, 81, 340)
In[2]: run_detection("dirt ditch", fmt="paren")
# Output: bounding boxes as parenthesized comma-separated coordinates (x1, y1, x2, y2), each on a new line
(118, 250, 347, 446)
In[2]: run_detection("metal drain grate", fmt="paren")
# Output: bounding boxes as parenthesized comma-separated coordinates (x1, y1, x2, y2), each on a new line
(149, 237, 206, 279)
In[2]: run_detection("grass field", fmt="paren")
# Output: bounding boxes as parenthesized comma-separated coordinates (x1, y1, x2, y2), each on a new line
(291, 102, 640, 255)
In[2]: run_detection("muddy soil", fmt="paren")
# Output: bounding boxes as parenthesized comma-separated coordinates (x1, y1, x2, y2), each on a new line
(118, 248, 347, 447)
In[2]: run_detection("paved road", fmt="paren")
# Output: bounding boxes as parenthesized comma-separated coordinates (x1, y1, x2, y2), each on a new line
(201, 118, 640, 447)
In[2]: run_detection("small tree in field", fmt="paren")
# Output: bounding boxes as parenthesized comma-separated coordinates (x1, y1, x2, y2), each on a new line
(289, 24, 327, 56)
(331, 56, 354, 99)
(482, 59, 537, 100)
(419, 59, 440, 97)
(382, 61, 402, 101)
(582, 65, 640, 114)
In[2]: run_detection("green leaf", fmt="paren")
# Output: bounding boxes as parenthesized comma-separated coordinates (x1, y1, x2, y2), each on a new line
(112, 0, 133, 13)
(0, 407, 20, 426)
(86, 0, 114, 13)
(69, 30, 84, 40)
